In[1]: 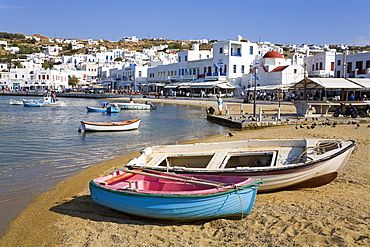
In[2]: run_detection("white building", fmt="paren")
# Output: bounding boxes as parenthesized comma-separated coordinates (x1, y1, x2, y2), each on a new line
(88, 39, 99, 45)
(241, 50, 305, 90)
(122, 36, 139, 42)
(304, 51, 336, 77)
(4, 46, 20, 54)
(335, 51, 370, 78)
(0, 63, 8, 71)
(45, 45, 63, 56)
(8, 68, 69, 90)
(148, 38, 259, 86)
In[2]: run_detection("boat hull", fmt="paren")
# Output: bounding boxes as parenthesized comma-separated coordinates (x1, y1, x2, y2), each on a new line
(126, 139, 356, 192)
(115, 102, 151, 110)
(86, 106, 107, 112)
(42, 101, 67, 107)
(89, 173, 260, 221)
(106, 106, 120, 113)
(9, 99, 23, 105)
(80, 119, 140, 132)
(23, 101, 44, 107)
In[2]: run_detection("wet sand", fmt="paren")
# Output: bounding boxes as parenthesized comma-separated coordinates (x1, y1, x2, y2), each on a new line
(1, 98, 369, 246)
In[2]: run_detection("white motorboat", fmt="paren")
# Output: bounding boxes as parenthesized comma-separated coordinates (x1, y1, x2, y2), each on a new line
(125, 139, 356, 192)
(113, 100, 156, 110)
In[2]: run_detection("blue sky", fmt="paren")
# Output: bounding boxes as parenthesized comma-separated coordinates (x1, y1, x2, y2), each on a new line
(1, 0, 369, 46)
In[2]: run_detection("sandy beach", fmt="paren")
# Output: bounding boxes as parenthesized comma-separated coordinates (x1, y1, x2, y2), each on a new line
(1, 98, 369, 247)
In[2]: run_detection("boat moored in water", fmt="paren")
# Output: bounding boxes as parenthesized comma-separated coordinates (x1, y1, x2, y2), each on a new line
(79, 118, 141, 132)
(9, 99, 24, 105)
(114, 100, 156, 110)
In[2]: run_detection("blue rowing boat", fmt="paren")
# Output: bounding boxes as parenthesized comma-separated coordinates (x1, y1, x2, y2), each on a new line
(89, 169, 262, 221)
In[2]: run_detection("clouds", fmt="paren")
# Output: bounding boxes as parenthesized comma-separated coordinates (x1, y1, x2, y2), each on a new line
(346, 36, 370, 46)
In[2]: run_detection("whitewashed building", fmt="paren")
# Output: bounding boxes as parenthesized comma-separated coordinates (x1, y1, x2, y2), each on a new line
(335, 51, 370, 78)
(45, 45, 63, 56)
(8, 68, 69, 90)
(241, 50, 305, 90)
(304, 51, 336, 77)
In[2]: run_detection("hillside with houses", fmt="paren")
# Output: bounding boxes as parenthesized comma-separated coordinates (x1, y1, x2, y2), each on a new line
(1, 32, 370, 99)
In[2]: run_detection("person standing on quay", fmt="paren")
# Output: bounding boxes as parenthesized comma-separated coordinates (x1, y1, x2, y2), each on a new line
(217, 95, 223, 115)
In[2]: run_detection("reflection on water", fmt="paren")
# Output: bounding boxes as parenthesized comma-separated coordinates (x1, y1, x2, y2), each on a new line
(0, 95, 228, 235)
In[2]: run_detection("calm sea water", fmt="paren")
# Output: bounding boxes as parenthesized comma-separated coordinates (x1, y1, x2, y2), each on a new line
(0, 95, 229, 235)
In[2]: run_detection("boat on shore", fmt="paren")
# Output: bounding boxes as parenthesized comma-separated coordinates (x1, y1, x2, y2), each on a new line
(89, 168, 262, 221)
(125, 139, 356, 192)
(114, 100, 156, 110)
(79, 118, 141, 132)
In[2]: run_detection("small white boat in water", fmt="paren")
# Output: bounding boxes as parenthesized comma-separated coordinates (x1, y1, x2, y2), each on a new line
(41, 94, 67, 107)
(79, 118, 141, 132)
(22, 94, 67, 107)
(125, 139, 356, 192)
(9, 99, 23, 105)
(23, 100, 44, 107)
(114, 100, 156, 110)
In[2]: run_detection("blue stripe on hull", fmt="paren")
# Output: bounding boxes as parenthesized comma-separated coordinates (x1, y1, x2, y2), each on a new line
(89, 183, 258, 221)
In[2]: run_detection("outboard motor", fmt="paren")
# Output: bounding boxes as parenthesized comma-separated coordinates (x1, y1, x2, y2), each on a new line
(145, 100, 157, 110)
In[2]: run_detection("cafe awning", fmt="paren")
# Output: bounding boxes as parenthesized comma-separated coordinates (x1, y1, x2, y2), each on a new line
(292, 78, 363, 89)
(346, 78, 370, 89)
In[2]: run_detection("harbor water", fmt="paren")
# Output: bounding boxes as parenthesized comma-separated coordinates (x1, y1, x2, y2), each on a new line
(0, 95, 229, 235)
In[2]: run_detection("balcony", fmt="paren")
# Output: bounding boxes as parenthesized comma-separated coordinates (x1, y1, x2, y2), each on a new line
(231, 53, 241, 57)
(207, 72, 227, 76)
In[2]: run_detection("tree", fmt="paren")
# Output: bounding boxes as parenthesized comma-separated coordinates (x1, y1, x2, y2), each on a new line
(114, 57, 123, 62)
(42, 61, 53, 69)
(68, 76, 79, 87)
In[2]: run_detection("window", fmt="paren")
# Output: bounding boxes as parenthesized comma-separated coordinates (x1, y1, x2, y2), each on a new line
(185, 55, 187, 62)
(241, 65, 245, 73)
(319, 62, 323, 70)
(233, 65, 236, 73)
(249, 46, 253, 55)
(347, 62, 352, 72)
(178, 56, 181, 62)
(366, 60, 370, 69)
(315, 63, 318, 70)
(294, 69, 297, 74)
(331, 62, 335, 71)
(312, 64, 315, 71)
(337, 60, 341, 66)
(219, 47, 223, 54)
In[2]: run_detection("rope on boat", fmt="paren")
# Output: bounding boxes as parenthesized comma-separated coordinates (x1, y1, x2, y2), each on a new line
(236, 186, 244, 220)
